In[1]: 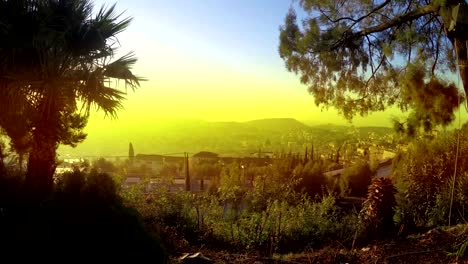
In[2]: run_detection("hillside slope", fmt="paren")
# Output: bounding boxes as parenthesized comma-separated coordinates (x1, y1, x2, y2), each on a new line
(58, 118, 394, 158)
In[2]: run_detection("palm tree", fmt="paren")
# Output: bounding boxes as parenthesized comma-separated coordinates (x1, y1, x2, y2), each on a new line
(0, 0, 144, 198)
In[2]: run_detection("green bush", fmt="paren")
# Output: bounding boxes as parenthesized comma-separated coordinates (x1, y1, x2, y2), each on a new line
(393, 127, 468, 230)
(428, 172, 468, 227)
(130, 181, 361, 255)
(360, 178, 397, 239)
(341, 161, 373, 197)
(294, 160, 328, 197)
(393, 137, 454, 228)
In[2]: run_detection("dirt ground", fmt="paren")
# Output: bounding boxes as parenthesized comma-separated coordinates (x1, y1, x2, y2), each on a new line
(171, 224, 468, 264)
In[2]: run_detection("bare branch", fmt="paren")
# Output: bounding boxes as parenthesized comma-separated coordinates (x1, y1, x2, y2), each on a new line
(431, 25, 443, 76)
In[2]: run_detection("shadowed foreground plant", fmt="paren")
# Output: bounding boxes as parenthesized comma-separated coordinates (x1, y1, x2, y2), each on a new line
(0, 169, 167, 262)
(360, 177, 397, 239)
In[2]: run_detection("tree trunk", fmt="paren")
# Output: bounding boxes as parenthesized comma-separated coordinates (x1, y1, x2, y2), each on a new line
(0, 143, 6, 176)
(455, 38, 468, 96)
(18, 154, 23, 174)
(201, 175, 204, 191)
(25, 126, 58, 200)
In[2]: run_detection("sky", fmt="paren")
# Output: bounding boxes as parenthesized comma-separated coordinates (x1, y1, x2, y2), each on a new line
(57, 0, 468, 157)
(84, 0, 410, 130)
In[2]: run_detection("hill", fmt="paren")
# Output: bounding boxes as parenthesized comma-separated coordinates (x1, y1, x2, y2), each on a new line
(245, 118, 312, 132)
(58, 118, 395, 158)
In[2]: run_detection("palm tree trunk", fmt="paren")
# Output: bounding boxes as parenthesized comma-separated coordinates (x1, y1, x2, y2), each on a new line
(25, 125, 58, 200)
(0, 143, 6, 176)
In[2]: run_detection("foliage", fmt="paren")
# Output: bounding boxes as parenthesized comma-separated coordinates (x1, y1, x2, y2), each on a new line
(218, 163, 247, 204)
(428, 172, 468, 227)
(279, 0, 464, 129)
(160, 162, 182, 180)
(0, 169, 166, 262)
(392, 66, 461, 136)
(0, 0, 143, 196)
(394, 136, 453, 227)
(92, 157, 117, 174)
(192, 162, 222, 185)
(393, 127, 468, 229)
(129, 142, 135, 161)
(341, 161, 373, 197)
(293, 159, 328, 197)
(360, 177, 397, 239)
(124, 161, 361, 255)
(245, 164, 298, 212)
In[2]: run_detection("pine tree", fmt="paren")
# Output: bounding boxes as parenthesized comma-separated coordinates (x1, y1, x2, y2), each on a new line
(279, 1, 464, 131)
(129, 143, 134, 163)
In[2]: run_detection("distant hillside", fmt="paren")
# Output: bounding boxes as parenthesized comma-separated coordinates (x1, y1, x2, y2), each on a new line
(245, 118, 311, 133)
(58, 118, 395, 158)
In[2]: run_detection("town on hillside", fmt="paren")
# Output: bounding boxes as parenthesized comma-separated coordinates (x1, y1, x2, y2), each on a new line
(56, 137, 398, 195)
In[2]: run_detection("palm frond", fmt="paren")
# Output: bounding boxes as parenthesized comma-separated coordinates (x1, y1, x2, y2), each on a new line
(0, 0, 143, 150)
(78, 77, 126, 118)
(93, 3, 132, 38)
(103, 52, 144, 90)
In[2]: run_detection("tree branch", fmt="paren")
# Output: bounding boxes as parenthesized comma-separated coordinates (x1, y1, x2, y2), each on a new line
(358, 4, 440, 37)
(347, 0, 392, 29)
(329, 0, 392, 25)
(431, 25, 443, 76)
(334, 4, 440, 49)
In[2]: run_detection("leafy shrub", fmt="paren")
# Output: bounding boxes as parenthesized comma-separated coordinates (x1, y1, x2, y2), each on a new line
(393, 126, 468, 230)
(293, 160, 328, 197)
(132, 182, 361, 255)
(341, 161, 373, 197)
(428, 172, 468, 227)
(393, 137, 456, 228)
(360, 178, 397, 239)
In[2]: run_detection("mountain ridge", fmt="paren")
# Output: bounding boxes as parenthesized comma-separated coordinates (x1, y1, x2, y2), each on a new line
(58, 118, 394, 157)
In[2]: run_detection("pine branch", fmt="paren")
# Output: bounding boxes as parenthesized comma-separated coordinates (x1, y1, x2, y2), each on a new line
(333, 4, 441, 49)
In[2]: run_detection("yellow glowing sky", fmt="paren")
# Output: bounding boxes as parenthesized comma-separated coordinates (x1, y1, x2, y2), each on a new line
(83, 0, 403, 128)
(80, 0, 468, 134)
(56, 0, 468, 157)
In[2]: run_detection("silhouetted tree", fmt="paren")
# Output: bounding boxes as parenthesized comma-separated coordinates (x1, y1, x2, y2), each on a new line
(92, 158, 117, 174)
(0, 0, 143, 199)
(341, 161, 373, 197)
(279, 1, 464, 133)
(0, 138, 6, 176)
(129, 142, 135, 163)
(294, 160, 327, 197)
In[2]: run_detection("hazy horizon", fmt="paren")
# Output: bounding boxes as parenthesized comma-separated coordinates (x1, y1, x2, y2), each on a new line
(54, 0, 468, 158)
(57, 116, 398, 159)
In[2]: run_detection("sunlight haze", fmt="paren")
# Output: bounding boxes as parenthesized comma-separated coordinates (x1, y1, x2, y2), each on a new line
(58, 0, 467, 157)
(89, 0, 403, 123)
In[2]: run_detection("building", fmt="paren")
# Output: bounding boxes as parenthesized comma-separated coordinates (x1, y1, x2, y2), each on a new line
(127, 154, 185, 178)
(133, 154, 164, 174)
(250, 151, 274, 158)
(192, 151, 219, 164)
